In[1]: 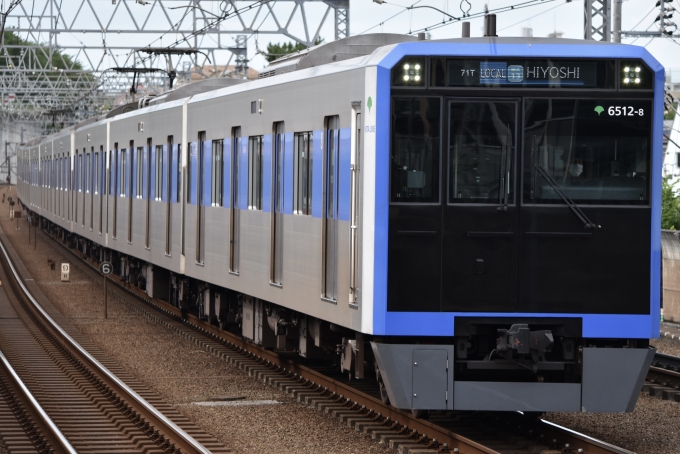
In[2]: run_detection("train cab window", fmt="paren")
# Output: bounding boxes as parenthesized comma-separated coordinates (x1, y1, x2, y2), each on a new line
(136, 147, 144, 198)
(294, 132, 312, 215)
(211, 139, 224, 206)
(248, 135, 263, 210)
(155, 145, 163, 201)
(523, 98, 651, 205)
(449, 101, 516, 204)
(390, 97, 441, 203)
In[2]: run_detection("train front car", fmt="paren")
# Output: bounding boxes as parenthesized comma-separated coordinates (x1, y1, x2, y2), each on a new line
(368, 38, 661, 413)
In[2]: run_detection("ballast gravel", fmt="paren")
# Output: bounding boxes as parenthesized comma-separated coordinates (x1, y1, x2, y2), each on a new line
(0, 188, 391, 454)
(5, 185, 680, 454)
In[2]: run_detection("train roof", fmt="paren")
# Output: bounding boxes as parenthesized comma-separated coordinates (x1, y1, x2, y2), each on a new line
(23, 34, 661, 149)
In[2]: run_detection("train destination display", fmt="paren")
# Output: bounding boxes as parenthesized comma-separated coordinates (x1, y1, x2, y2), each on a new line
(449, 60, 598, 87)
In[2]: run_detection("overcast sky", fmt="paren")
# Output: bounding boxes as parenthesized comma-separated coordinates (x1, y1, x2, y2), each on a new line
(9, 0, 678, 80)
(251, 0, 680, 80)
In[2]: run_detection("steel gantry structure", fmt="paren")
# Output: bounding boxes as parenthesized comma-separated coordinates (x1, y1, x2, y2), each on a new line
(0, 0, 350, 128)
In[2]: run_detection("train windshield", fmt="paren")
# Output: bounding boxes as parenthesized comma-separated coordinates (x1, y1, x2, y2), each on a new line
(390, 97, 441, 203)
(523, 98, 651, 205)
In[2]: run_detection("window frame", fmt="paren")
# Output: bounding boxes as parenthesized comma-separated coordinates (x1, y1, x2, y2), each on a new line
(293, 132, 313, 215)
(212, 139, 224, 207)
(155, 144, 163, 201)
(248, 135, 263, 210)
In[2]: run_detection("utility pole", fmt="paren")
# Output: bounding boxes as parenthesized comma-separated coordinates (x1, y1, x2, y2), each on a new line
(584, 0, 611, 41)
(612, 0, 622, 43)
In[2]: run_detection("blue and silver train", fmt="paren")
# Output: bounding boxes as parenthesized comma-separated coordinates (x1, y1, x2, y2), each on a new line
(18, 34, 661, 413)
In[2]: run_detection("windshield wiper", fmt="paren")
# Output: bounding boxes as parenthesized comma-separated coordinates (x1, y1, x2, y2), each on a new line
(535, 166, 601, 230)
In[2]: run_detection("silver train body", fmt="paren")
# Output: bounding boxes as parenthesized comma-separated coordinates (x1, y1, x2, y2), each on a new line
(18, 34, 660, 413)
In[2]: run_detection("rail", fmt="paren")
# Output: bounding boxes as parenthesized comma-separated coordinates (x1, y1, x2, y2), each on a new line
(37, 217, 635, 454)
(0, 236, 212, 454)
(0, 348, 77, 454)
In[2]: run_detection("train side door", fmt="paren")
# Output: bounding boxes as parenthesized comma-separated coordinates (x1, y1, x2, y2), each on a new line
(441, 99, 519, 313)
(270, 122, 284, 286)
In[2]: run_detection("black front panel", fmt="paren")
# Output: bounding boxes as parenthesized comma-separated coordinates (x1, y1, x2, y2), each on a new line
(519, 206, 650, 314)
(441, 100, 518, 313)
(387, 58, 653, 315)
(388, 97, 442, 312)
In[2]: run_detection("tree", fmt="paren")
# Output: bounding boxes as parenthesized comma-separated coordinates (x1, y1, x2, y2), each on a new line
(262, 37, 324, 63)
(0, 0, 22, 46)
(662, 176, 680, 230)
(2, 31, 86, 74)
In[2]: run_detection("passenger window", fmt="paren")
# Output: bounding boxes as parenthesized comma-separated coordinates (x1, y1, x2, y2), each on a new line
(390, 97, 441, 204)
(187, 143, 192, 204)
(136, 146, 144, 198)
(248, 136, 263, 210)
(523, 98, 651, 205)
(212, 139, 224, 206)
(176, 144, 182, 203)
(155, 145, 163, 201)
(94, 152, 99, 195)
(78, 154, 83, 192)
(120, 149, 127, 197)
(294, 132, 312, 215)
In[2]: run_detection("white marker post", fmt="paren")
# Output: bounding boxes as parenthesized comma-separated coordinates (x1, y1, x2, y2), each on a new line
(61, 263, 70, 282)
(99, 261, 113, 319)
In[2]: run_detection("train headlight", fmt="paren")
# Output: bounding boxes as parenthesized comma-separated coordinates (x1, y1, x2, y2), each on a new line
(620, 60, 652, 89)
(393, 58, 426, 87)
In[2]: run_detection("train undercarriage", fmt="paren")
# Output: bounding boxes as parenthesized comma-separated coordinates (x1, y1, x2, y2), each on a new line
(31, 209, 654, 414)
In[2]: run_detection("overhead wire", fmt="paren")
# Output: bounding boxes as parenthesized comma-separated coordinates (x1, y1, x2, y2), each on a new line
(405, 0, 562, 36)
(498, 1, 566, 32)
(358, 0, 423, 36)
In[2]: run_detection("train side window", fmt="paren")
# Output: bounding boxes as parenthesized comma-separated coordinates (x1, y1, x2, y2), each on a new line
(212, 139, 224, 207)
(78, 153, 84, 192)
(294, 132, 312, 215)
(110, 146, 115, 196)
(120, 149, 127, 197)
(136, 146, 144, 198)
(187, 142, 192, 204)
(390, 97, 441, 204)
(248, 135, 263, 210)
(155, 145, 163, 201)
(94, 152, 99, 195)
(176, 144, 182, 203)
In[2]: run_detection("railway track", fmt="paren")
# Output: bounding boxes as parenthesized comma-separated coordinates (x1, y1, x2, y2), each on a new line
(644, 352, 680, 400)
(0, 225, 229, 453)
(0, 347, 76, 453)
(28, 219, 636, 454)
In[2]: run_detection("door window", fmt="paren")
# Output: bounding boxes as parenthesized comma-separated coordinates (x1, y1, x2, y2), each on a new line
(448, 101, 516, 205)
